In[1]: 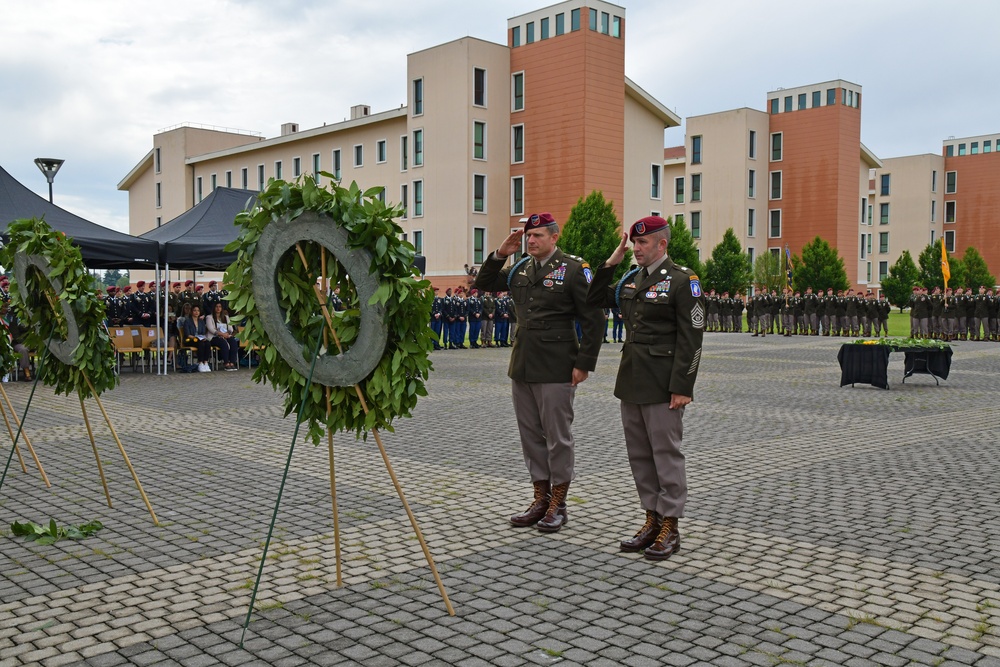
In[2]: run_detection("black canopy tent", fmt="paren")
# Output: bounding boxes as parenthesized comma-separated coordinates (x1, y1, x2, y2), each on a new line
(0, 164, 159, 268)
(139, 186, 258, 270)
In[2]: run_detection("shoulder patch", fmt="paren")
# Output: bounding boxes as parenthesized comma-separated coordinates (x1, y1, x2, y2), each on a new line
(689, 275, 702, 298)
(583, 267, 593, 284)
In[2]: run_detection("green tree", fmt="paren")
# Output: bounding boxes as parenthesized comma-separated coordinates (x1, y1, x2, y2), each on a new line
(753, 252, 783, 293)
(115, 271, 131, 288)
(558, 190, 631, 280)
(103, 268, 122, 287)
(880, 250, 919, 312)
(667, 216, 703, 276)
(790, 236, 849, 293)
(917, 242, 965, 290)
(703, 228, 752, 295)
(960, 246, 996, 290)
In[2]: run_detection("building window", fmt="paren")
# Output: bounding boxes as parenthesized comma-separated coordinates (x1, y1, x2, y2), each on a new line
(258, 164, 265, 188)
(931, 170, 937, 192)
(867, 262, 872, 282)
(601, 11, 610, 34)
(769, 210, 781, 238)
(555, 13, 565, 35)
(155, 182, 161, 208)
(413, 130, 423, 166)
(274, 161, 283, 180)
(879, 232, 889, 254)
(931, 229, 936, 244)
(413, 230, 423, 255)
(946, 145, 954, 157)
(571, 8, 580, 30)
(474, 227, 486, 264)
(589, 8, 598, 30)
(880, 174, 890, 196)
(377, 140, 387, 163)
(971, 141, 979, 155)
(931, 200, 937, 223)
(650, 164, 661, 199)
(690, 211, 701, 239)
(945, 171, 956, 193)
(511, 176, 524, 215)
(748, 130, 756, 159)
(860, 236, 867, 260)
(747, 208, 756, 237)
(812, 90, 821, 108)
(879, 261, 888, 281)
(153, 148, 161, 175)
(400, 184, 408, 219)
(771, 132, 782, 161)
(400, 136, 408, 171)
(511, 25, 520, 47)
(747, 247, 755, 267)
(827, 88, 836, 105)
(769, 98, 779, 114)
(241, 168, 248, 189)
(156, 216, 161, 228)
(674, 176, 684, 204)
(945, 201, 956, 223)
(784, 96, 792, 112)
(412, 78, 423, 115)
(292, 157, 301, 177)
(377, 187, 386, 204)
(690, 174, 702, 202)
(413, 180, 423, 217)
(512, 124, 524, 163)
(945, 230, 955, 253)
(332, 149, 342, 179)
(675, 214, 684, 227)
(958, 143, 967, 156)
(798, 93, 806, 110)
(473, 121, 486, 160)
(868, 204, 873, 225)
(353, 146, 363, 168)
(196, 176, 203, 202)
(225, 171, 232, 188)
(512, 72, 524, 111)
(540, 17, 549, 39)
(748, 169, 756, 198)
(312, 154, 320, 178)
(985, 140, 993, 153)
(210, 173, 217, 191)
(612, 15, 621, 37)
(526, 21, 534, 43)
(880, 203, 890, 225)
(769, 171, 782, 200)
(473, 174, 486, 213)
(474, 67, 487, 106)
(691, 135, 702, 164)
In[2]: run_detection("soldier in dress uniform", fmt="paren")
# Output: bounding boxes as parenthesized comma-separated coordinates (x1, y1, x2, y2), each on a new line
(929, 286, 945, 339)
(474, 212, 604, 533)
(168, 282, 183, 318)
(467, 289, 483, 349)
(821, 288, 835, 335)
(480, 291, 496, 347)
(803, 287, 819, 335)
(441, 288, 455, 349)
(989, 289, 999, 341)
(706, 290, 720, 332)
(495, 291, 510, 346)
(752, 289, 770, 337)
(961, 287, 976, 340)
(430, 288, 444, 350)
(747, 291, 757, 334)
(203, 280, 224, 315)
(452, 290, 468, 349)
(180, 280, 199, 313)
(913, 286, 931, 338)
(611, 304, 624, 342)
(973, 286, 990, 341)
(732, 293, 744, 333)
(586, 216, 704, 560)
(105, 286, 121, 325)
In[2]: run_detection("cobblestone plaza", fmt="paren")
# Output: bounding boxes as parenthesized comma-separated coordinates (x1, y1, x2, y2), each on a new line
(2, 334, 999, 666)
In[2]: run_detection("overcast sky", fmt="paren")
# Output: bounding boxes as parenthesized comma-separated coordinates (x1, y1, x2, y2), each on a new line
(3, 0, 997, 233)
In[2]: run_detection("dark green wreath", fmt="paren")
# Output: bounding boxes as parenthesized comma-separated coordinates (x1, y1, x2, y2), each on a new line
(0, 218, 117, 399)
(224, 176, 435, 444)
(0, 305, 18, 374)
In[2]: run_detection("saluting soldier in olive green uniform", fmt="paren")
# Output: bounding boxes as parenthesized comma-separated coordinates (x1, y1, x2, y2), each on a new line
(587, 216, 704, 561)
(474, 212, 604, 533)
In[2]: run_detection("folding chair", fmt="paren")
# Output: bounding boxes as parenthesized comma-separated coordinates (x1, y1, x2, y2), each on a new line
(139, 327, 174, 372)
(110, 328, 144, 373)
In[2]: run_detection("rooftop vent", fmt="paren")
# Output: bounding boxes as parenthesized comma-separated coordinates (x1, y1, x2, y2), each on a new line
(350, 105, 371, 120)
(280, 122, 299, 136)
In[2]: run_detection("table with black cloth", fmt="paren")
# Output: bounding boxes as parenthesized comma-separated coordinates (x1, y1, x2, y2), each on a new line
(838, 344, 952, 389)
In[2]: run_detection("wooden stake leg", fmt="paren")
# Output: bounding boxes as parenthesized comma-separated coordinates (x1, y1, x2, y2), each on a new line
(79, 395, 113, 508)
(81, 373, 159, 526)
(327, 424, 343, 587)
(0, 384, 51, 487)
(0, 400, 29, 474)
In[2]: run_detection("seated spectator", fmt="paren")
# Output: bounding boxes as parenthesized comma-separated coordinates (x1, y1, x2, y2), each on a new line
(206, 302, 239, 371)
(181, 305, 213, 372)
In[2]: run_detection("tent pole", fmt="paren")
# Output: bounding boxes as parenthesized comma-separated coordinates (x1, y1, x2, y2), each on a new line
(163, 262, 170, 375)
(154, 263, 162, 375)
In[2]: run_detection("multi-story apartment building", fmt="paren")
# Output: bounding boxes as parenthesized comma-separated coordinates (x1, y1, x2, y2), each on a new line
(118, 0, 679, 288)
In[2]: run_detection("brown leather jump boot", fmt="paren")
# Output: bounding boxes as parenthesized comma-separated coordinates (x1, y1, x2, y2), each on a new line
(620, 510, 662, 552)
(644, 516, 681, 561)
(510, 481, 550, 527)
(536, 482, 569, 533)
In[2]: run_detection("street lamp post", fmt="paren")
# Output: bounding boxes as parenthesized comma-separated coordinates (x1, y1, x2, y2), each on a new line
(34, 158, 65, 203)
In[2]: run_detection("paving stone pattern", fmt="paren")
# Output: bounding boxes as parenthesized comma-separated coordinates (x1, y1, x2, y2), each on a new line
(1, 334, 999, 666)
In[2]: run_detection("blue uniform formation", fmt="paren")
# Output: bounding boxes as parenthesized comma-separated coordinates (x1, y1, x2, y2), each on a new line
(430, 287, 514, 350)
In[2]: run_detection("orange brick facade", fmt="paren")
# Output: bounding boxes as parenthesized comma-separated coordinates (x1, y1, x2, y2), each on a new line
(944, 151, 1000, 279)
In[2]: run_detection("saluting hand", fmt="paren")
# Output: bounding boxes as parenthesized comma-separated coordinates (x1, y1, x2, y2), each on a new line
(605, 232, 629, 267)
(497, 229, 524, 259)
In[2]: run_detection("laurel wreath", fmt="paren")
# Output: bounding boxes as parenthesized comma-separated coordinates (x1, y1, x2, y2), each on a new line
(0, 218, 118, 399)
(0, 315, 18, 374)
(224, 175, 435, 444)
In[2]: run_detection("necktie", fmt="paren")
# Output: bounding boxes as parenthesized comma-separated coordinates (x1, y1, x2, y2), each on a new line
(639, 267, 649, 282)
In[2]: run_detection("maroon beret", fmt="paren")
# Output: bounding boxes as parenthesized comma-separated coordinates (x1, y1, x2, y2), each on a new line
(123, 285, 132, 293)
(209, 280, 217, 286)
(136, 280, 146, 287)
(185, 279, 194, 286)
(172, 281, 181, 287)
(196, 285, 204, 291)
(628, 215, 669, 241)
(524, 212, 557, 231)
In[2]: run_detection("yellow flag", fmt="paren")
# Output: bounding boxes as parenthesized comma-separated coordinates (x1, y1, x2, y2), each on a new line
(940, 238, 951, 288)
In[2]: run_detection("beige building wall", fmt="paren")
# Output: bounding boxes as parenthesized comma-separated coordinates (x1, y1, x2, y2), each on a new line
(406, 38, 511, 282)
(623, 90, 675, 228)
(869, 154, 944, 288)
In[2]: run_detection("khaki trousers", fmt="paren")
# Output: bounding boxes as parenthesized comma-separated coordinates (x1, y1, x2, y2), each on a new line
(511, 380, 576, 486)
(620, 401, 687, 518)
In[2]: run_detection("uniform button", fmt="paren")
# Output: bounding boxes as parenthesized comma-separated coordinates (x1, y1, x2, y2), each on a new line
(529, 297, 534, 301)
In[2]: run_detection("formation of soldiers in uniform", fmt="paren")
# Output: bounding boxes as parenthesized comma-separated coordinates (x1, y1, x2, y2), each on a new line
(700, 287, 892, 338)
(907, 285, 1000, 341)
(430, 287, 514, 350)
(102, 279, 229, 327)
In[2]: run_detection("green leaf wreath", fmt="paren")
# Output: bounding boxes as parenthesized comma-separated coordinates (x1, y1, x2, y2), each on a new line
(0, 307, 18, 374)
(0, 218, 118, 399)
(224, 175, 434, 443)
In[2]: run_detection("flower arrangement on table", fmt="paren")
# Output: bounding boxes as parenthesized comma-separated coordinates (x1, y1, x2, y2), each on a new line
(851, 337, 948, 351)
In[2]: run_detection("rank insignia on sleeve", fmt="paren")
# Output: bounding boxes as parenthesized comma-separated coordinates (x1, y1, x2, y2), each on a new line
(689, 276, 702, 297)
(583, 267, 593, 284)
(691, 302, 705, 329)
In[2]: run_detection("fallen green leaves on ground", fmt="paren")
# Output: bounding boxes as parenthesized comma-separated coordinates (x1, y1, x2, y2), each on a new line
(10, 519, 104, 545)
